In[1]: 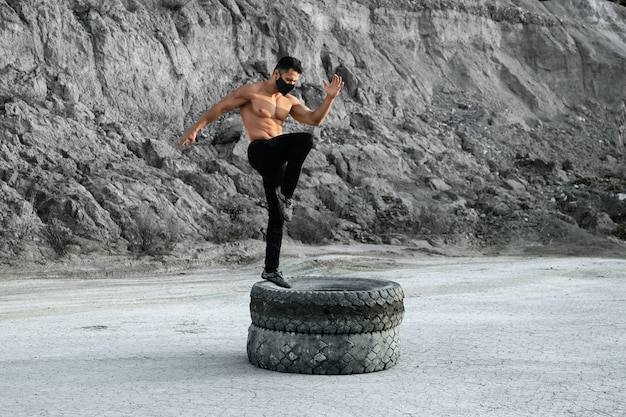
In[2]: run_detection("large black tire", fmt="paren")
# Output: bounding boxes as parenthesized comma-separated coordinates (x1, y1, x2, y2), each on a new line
(247, 324, 401, 374)
(250, 277, 404, 334)
(247, 276, 404, 374)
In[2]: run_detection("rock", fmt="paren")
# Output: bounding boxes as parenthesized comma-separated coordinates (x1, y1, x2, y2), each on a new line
(428, 177, 452, 192)
(552, 167, 570, 184)
(503, 179, 526, 192)
(0, 0, 625, 259)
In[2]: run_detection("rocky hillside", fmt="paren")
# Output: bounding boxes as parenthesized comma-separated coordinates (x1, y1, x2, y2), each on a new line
(1, 0, 625, 261)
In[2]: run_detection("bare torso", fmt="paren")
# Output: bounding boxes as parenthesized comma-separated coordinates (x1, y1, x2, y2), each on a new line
(179, 70, 342, 150)
(240, 82, 295, 141)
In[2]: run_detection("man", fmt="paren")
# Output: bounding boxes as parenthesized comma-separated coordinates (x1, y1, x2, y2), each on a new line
(179, 57, 344, 288)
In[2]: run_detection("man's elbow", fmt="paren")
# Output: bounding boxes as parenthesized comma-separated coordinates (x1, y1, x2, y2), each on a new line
(298, 118, 322, 127)
(307, 116, 325, 126)
(295, 113, 324, 126)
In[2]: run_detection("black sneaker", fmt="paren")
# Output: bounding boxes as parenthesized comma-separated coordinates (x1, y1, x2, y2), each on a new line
(275, 189, 293, 222)
(261, 269, 292, 288)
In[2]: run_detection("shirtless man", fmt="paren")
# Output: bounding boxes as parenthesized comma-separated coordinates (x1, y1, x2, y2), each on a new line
(179, 57, 344, 288)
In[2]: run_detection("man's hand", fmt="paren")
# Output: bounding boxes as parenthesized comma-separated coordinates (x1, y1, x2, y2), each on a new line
(322, 74, 344, 99)
(180, 128, 197, 149)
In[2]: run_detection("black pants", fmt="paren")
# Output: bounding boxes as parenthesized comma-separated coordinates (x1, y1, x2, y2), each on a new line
(247, 132, 313, 273)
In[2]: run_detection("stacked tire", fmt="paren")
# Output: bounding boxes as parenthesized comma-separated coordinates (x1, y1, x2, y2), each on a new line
(247, 276, 404, 375)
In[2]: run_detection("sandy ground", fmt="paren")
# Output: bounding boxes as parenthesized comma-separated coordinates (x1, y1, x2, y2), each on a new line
(1, 243, 625, 417)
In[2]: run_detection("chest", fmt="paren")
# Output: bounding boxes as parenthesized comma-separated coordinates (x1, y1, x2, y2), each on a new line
(248, 95, 291, 120)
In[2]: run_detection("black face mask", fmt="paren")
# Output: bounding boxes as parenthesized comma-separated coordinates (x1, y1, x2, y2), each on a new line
(276, 76, 295, 95)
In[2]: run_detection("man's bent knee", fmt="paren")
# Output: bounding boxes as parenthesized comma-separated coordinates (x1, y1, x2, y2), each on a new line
(300, 132, 314, 150)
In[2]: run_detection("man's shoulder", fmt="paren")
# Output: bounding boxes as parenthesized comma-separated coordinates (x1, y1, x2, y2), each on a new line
(232, 81, 266, 100)
(238, 81, 264, 92)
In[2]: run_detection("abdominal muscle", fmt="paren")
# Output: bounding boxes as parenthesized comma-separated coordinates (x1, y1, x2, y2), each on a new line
(243, 119, 284, 141)
(240, 98, 289, 141)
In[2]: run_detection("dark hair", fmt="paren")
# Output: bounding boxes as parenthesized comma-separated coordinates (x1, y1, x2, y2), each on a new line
(274, 56, 303, 74)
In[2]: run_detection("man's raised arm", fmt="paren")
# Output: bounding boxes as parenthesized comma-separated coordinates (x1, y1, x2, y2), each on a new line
(180, 86, 251, 149)
(290, 74, 344, 126)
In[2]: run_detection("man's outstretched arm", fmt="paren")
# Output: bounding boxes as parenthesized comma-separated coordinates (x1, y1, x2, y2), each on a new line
(290, 74, 344, 126)
(180, 86, 251, 148)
